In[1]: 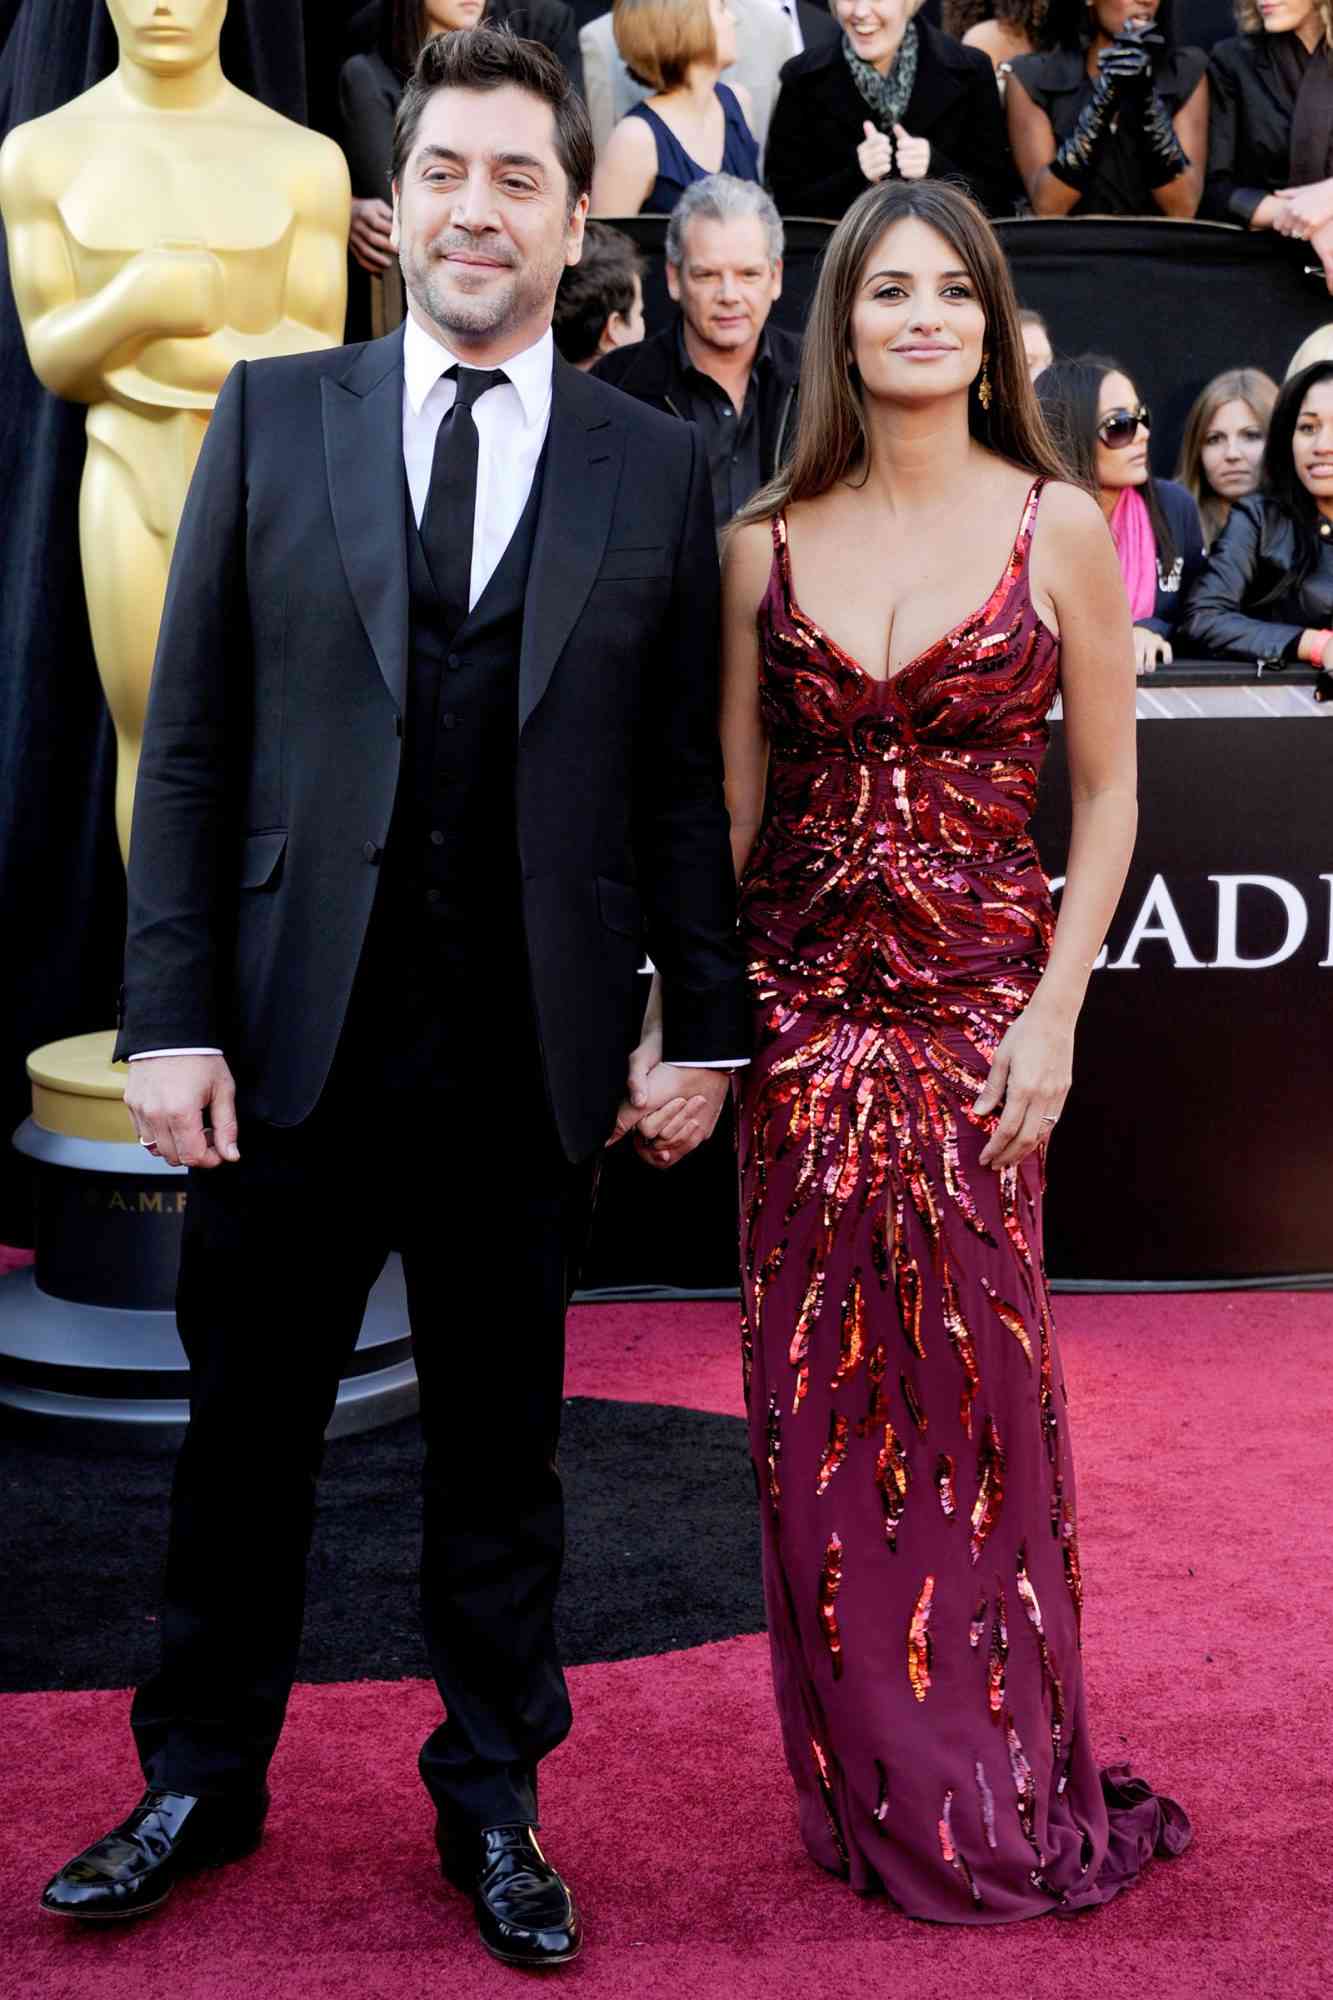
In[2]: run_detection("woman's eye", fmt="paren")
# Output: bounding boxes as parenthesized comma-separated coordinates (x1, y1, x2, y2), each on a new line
(942, 284, 973, 298)
(1203, 432, 1223, 447)
(874, 285, 906, 300)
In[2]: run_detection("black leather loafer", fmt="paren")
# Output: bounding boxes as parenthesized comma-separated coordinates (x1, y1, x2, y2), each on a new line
(40, 1788, 268, 1921)
(438, 1821, 582, 1968)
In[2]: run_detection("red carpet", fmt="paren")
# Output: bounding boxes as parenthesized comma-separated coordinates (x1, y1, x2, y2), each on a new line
(2, 1292, 1328, 1997)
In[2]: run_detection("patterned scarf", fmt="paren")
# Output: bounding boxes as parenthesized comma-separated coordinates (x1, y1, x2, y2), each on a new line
(843, 21, 920, 131)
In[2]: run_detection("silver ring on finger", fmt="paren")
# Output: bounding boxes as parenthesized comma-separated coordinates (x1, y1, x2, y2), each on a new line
(1039, 1114, 1058, 1125)
(138, 1135, 155, 1147)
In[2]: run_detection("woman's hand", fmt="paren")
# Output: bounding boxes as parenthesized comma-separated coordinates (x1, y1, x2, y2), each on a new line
(1273, 177, 1333, 238)
(349, 196, 395, 274)
(892, 124, 931, 179)
(858, 120, 894, 183)
(1133, 625, 1171, 674)
(973, 1006, 1074, 1169)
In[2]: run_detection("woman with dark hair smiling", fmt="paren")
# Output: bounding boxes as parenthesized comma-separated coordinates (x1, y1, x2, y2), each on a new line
(1037, 354, 1204, 670)
(1184, 359, 1333, 680)
(1007, 0, 1208, 215)
(711, 177, 1189, 1919)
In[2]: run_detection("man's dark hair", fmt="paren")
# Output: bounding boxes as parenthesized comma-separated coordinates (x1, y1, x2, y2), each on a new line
(391, 25, 594, 205)
(552, 223, 643, 365)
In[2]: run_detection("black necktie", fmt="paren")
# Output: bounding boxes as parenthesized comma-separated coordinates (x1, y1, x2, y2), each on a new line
(421, 364, 508, 624)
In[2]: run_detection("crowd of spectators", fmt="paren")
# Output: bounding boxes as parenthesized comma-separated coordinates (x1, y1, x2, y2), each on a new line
(329, 0, 1333, 673)
(338, 0, 1333, 228)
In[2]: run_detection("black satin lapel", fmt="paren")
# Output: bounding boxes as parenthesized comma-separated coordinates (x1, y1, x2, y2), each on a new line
(519, 379, 623, 732)
(322, 352, 409, 715)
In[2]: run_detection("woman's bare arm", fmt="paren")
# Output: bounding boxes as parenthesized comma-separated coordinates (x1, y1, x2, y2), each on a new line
(976, 481, 1137, 1166)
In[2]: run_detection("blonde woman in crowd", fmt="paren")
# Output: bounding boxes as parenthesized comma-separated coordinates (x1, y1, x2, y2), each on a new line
(590, 0, 759, 214)
(1176, 367, 1277, 544)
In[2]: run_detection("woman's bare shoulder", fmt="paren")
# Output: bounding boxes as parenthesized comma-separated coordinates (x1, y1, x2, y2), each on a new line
(723, 515, 778, 600)
(1032, 478, 1109, 549)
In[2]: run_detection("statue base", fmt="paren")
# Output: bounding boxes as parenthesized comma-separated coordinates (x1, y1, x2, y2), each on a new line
(0, 1032, 418, 1440)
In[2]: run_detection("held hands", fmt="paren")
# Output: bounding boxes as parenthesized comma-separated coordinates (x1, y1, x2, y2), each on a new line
(1133, 625, 1171, 675)
(608, 1020, 730, 1169)
(1272, 178, 1333, 240)
(350, 196, 396, 274)
(125, 1054, 240, 1170)
(973, 1006, 1073, 1170)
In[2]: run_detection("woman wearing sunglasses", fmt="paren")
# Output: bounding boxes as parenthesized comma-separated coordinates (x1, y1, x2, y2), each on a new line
(1037, 355, 1204, 672)
(1183, 359, 1333, 678)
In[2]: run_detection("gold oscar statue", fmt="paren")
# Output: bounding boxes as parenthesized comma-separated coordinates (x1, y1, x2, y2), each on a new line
(0, 0, 349, 1139)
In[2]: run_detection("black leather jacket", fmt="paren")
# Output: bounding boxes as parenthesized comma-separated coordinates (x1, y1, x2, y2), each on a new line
(1182, 493, 1333, 661)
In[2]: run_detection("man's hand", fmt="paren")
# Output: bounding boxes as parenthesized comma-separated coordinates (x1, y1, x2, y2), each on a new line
(125, 1054, 240, 1169)
(608, 1056, 730, 1169)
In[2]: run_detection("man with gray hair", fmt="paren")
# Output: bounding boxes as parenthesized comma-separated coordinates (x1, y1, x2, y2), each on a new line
(594, 174, 801, 528)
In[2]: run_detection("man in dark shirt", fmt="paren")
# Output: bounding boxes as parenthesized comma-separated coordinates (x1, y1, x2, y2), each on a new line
(594, 174, 801, 527)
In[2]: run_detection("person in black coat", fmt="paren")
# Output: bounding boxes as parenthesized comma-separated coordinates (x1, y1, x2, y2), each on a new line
(38, 30, 747, 1969)
(594, 174, 800, 524)
(1036, 353, 1205, 671)
(1184, 358, 1333, 676)
(1007, 0, 1208, 217)
(764, 0, 1017, 218)
(341, 0, 586, 327)
(1204, 0, 1333, 228)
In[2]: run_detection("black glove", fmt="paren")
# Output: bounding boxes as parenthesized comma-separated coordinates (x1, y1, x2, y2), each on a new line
(1138, 83, 1189, 186)
(1047, 69, 1124, 191)
(1047, 21, 1160, 192)
(1097, 21, 1160, 96)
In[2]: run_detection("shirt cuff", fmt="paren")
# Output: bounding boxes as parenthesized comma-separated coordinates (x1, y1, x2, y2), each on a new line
(668, 1058, 749, 1070)
(126, 1047, 224, 1060)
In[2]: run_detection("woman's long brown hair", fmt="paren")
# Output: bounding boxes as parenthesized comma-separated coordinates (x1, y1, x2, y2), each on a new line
(730, 180, 1073, 535)
(1174, 366, 1277, 545)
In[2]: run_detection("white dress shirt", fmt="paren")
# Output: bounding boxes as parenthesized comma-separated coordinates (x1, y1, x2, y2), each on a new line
(132, 312, 741, 1074)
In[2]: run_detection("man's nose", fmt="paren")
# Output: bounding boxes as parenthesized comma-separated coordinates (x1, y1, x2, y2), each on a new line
(450, 172, 496, 230)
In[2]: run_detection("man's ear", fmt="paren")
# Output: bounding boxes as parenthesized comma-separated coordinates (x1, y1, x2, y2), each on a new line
(390, 182, 401, 251)
(665, 260, 682, 303)
(565, 192, 590, 267)
(771, 256, 784, 301)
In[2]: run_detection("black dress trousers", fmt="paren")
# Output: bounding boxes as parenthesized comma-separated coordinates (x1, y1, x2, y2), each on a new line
(131, 453, 594, 1833)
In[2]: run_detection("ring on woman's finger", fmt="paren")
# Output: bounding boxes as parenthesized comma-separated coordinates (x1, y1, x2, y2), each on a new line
(137, 1135, 155, 1148)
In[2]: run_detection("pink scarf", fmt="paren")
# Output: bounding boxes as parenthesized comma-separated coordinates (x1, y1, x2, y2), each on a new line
(1109, 487, 1157, 623)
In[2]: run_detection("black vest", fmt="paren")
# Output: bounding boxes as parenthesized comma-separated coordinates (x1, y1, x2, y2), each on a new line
(337, 454, 547, 1098)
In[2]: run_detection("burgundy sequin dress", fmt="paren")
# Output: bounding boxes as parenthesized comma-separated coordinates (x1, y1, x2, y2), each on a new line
(737, 482, 1189, 1923)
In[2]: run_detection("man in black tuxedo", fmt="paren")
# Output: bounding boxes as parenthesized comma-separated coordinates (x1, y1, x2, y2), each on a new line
(40, 27, 748, 1970)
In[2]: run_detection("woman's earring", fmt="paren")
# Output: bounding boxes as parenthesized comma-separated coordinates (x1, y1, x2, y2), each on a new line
(977, 354, 993, 411)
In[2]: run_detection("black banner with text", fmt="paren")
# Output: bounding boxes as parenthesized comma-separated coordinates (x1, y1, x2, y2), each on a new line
(582, 714, 1333, 1291)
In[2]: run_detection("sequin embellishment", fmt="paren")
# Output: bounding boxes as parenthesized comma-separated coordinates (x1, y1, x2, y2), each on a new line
(819, 1533, 845, 1679)
(908, 1575, 935, 1701)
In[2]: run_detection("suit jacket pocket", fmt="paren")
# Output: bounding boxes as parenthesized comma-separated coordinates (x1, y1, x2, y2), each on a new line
(239, 829, 288, 890)
(597, 874, 643, 938)
(595, 545, 671, 582)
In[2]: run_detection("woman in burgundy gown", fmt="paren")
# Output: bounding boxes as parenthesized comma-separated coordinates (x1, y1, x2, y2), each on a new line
(718, 180, 1190, 1921)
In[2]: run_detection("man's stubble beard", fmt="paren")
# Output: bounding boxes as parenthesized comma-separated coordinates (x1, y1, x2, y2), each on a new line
(401, 234, 567, 344)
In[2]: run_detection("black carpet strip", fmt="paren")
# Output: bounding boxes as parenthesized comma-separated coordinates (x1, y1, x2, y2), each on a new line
(0, 1398, 764, 1694)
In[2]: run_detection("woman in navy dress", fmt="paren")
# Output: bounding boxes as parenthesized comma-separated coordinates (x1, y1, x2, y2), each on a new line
(591, 0, 760, 214)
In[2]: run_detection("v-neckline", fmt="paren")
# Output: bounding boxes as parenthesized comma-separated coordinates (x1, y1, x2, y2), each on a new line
(777, 479, 1043, 689)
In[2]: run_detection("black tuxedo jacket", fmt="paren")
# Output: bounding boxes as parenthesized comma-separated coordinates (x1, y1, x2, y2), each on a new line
(764, 21, 1017, 220)
(114, 329, 750, 1161)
